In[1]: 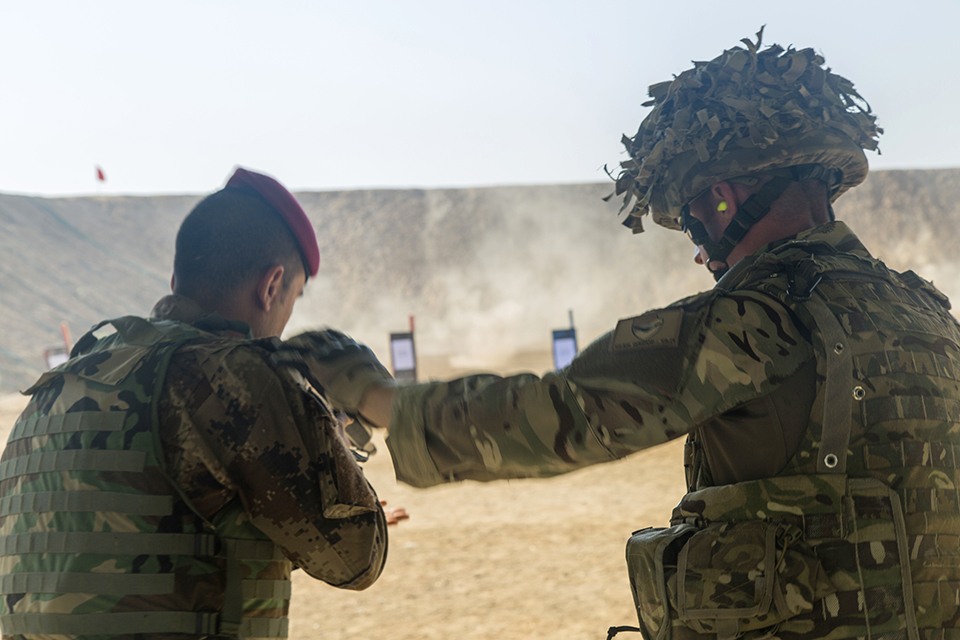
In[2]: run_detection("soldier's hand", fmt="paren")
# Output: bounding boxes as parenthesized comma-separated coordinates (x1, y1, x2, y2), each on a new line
(380, 500, 410, 526)
(282, 329, 395, 414)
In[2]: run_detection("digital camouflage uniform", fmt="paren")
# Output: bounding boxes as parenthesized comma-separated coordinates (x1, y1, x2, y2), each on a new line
(385, 222, 960, 638)
(0, 295, 387, 640)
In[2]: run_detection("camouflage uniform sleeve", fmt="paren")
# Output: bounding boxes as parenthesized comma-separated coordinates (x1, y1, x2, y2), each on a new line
(386, 289, 816, 488)
(161, 344, 388, 590)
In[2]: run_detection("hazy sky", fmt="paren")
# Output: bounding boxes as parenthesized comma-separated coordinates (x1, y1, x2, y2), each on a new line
(2, 1, 957, 196)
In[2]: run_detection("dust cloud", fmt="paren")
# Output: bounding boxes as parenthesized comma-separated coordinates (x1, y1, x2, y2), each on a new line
(287, 184, 713, 374)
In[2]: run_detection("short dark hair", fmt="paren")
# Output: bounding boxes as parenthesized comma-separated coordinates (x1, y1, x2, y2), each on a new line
(174, 188, 305, 303)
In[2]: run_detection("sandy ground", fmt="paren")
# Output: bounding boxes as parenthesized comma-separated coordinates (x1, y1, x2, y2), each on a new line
(0, 351, 687, 640)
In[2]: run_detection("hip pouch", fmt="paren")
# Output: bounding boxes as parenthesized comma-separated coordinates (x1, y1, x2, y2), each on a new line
(626, 521, 835, 640)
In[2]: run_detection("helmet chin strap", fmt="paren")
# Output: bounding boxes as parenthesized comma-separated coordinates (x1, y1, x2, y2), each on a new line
(682, 176, 794, 282)
(706, 260, 729, 282)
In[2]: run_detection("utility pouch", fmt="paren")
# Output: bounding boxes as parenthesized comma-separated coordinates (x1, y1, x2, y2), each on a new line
(626, 521, 834, 640)
(625, 523, 697, 640)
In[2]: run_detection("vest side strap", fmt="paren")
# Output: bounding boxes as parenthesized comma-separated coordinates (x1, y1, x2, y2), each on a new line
(0, 449, 146, 482)
(0, 571, 175, 595)
(220, 553, 244, 637)
(0, 531, 217, 557)
(8, 411, 125, 443)
(887, 484, 921, 640)
(805, 292, 854, 473)
(0, 491, 173, 516)
(0, 611, 219, 636)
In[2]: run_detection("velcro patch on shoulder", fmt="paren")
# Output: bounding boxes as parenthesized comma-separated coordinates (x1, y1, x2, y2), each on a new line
(610, 309, 684, 352)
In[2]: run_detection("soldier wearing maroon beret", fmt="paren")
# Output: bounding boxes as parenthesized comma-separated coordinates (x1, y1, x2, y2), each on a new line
(0, 168, 390, 639)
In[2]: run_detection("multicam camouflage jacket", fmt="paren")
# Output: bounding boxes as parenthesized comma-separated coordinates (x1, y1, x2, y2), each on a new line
(386, 222, 960, 638)
(0, 296, 387, 640)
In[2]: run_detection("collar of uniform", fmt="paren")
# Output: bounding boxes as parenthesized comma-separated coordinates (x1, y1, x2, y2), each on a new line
(716, 221, 871, 291)
(149, 295, 254, 338)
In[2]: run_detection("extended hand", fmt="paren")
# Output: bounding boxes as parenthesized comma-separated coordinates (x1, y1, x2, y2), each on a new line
(380, 500, 410, 526)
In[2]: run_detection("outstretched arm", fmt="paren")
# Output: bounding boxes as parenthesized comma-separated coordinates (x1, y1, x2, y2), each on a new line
(289, 292, 815, 491)
(377, 293, 815, 488)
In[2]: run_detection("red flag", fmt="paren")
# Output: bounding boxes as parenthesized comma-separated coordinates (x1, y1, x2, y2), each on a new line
(96, 166, 106, 182)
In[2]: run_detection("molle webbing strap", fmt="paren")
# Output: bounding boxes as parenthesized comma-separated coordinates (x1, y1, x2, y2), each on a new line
(803, 291, 855, 474)
(0, 531, 218, 557)
(0, 571, 175, 595)
(0, 450, 146, 482)
(847, 478, 921, 640)
(0, 612, 289, 637)
(0, 612, 289, 638)
(9, 411, 125, 442)
(863, 440, 960, 469)
(0, 611, 221, 636)
(0, 491, 173, 516)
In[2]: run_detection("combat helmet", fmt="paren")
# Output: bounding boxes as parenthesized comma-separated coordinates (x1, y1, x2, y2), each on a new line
(609, 28, 882, 276)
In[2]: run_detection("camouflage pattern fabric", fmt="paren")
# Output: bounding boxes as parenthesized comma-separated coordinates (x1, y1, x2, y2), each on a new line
(0, 296, 387, 640)
(386, 221, 960, 637)
(156, 304, 386, 573)
(607, 28, 883, 233)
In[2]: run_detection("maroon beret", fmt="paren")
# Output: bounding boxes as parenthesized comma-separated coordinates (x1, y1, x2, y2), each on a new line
(225, 167, 319, 277)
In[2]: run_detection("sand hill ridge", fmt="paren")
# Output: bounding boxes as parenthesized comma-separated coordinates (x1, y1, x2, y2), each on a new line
(2, 169, 960, 394)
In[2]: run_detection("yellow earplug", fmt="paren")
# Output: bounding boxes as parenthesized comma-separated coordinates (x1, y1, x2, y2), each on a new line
(717, 201, 728, 212)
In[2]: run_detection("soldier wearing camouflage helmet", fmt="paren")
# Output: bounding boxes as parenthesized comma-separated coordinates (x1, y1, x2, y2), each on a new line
(293, 29, 960, 638)
(0, 169, 389, 639)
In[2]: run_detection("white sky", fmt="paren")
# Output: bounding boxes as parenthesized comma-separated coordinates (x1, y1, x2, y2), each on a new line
(1, 0, 957, 196)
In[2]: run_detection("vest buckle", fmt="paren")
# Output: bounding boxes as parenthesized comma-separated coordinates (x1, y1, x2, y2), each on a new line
(786, 260, 823, 301)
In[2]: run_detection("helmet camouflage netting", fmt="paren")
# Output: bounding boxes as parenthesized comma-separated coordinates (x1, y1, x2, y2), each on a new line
(609, 27, 882, 233)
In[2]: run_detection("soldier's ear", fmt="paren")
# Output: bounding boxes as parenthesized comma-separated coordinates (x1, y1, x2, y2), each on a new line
(170, 274, 176, 293)
(711, 181, 739, 223)
(256, 265, 286, 312)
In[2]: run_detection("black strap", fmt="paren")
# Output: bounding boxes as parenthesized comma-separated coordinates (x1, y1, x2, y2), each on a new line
(679, 163, 841, 273)
(607, 625, 642, 640)
(690, 176, 794, 280)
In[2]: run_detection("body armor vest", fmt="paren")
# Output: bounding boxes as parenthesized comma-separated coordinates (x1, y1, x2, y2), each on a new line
(0, 317, 292, 639)
(626, 240, 960, 639)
